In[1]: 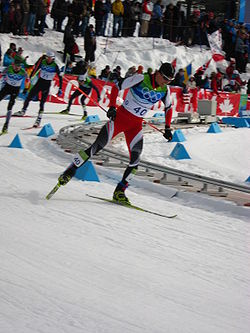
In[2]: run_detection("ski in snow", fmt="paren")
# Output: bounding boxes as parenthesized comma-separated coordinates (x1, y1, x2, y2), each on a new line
(0, 115, 34, 119)
(46, 183, 61, 200)
(44, 112, 81, 117)
(86, 194, 177, 219)
(22, 126, 41, 130)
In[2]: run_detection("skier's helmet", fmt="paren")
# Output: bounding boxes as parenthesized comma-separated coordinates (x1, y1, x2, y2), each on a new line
(159, 62, 175, 81)
(46, 51, 55, 60)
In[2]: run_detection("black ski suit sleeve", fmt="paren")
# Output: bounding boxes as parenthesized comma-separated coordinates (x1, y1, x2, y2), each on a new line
(55, 64, 63, 90)
(90, 81, 100, 100)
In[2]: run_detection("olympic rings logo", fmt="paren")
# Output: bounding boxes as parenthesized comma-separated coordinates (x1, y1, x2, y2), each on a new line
(142, 87, 162, 103)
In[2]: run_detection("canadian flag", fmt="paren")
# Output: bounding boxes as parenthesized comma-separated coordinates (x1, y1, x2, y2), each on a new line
(207, 30, 225, 62)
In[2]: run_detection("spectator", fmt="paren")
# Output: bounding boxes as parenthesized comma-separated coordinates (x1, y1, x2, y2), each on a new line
(140, 0, 153, 37)
(61, 60, 74, 75)
(7, 43, 17, 58)
(84, 24, 96, 64)
(147, 67, 153, 75)
(186, 76, 196, 89)
(235, 29, 248, 73)
(122, 0, 132, 37)
(20, 0, 30, 35)
(149, 0, 163, 38)
(102, 0, 112, 36)
(51, 0, 68, 32)
(68, 0, 83, 36)
(110, 65, 122, 85)
(112, 0, 124, 37)
(36, 0, 48, 35)
(3, 49, 14, 67)
(173, 1, 185, 42)
(99, 65, 111, 81)
(171, 68, 185, 88)
(163, 3, 175, 41)
(1, 0, 11, 33)
(27, 0, 39, 36)
(80, 2, 92, 37)
(94, 0, 105, 36)
(125, 66, 136, 78)
(210, 72, 221, 95)
(226, 59, 235, 79)
(88, 65, 97, 78)
(63, 19, 76, 62)
(137, 65, 144, 74)
(130, 1, 141, 37)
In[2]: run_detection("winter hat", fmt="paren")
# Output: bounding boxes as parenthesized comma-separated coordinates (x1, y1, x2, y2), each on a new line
(46, 51, 55, 59)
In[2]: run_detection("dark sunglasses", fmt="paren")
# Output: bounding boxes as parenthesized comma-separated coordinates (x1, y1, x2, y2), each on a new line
(160, 72, 174, 81)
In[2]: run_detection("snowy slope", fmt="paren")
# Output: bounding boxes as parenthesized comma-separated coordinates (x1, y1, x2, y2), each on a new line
(0, 27, 250, 333)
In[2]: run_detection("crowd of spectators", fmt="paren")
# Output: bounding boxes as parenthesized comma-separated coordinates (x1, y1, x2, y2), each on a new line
(0, 1, 249, 58)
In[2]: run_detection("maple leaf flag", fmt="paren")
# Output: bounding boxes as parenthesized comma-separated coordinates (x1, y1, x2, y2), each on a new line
(207, 30, 225, 62)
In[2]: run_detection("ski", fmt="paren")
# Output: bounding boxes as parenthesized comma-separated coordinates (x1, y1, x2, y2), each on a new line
(44, 112, 81, 117)
(86, 194, 177, 219)
(0, 131, 7, 136)
(46, 183, 61, 200)
(22, 126, 41, 130)
(0, 115, 34, 119)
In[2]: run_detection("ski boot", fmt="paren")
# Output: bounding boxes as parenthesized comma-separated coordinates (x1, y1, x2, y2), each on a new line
(1, 123, 8, 135)
(13, 110, 25, 117)
(60, 108, 69, 114)
(58, 163, 77, 185)
(113, 181, 131, 205)
(33, 118, 41, 128)
(81, 107, 88, 121)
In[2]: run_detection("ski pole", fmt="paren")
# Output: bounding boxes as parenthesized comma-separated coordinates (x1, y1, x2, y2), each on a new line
(62, 75, 164, 134)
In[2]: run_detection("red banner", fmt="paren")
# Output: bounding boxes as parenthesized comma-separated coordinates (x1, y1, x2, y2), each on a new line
(48, 75, 245, 117)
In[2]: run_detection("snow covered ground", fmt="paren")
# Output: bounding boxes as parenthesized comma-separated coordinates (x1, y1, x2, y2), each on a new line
(0, 23, 250, 333)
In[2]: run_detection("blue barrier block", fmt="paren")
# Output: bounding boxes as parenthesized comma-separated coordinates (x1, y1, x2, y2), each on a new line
(74, 161, 100, 182)
(8, 134, 23, 149)
(153, 113, 165, 118)
(38, 123, 55, 138)
(85, 115, 100, 124)
(207, 122, 222, 133)
(245, 176, 250, 183)
(170, 143, 191, 160)
(221, 117, 250, 128)
(152, 112, 165, 123)
(172, 129, 187, 142)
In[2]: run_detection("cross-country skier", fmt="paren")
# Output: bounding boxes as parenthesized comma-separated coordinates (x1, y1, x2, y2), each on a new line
(57, 62, 175, 204)
(0, 58, 27, 134)
(14, 51, 63, 127)
(60, 68, 100, 120)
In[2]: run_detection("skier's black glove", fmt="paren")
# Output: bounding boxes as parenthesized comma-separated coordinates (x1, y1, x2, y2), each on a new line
(163, 126, 173, 141)
(107, 106, 117, 121)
